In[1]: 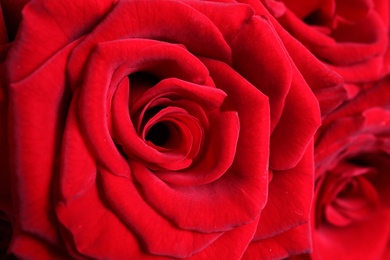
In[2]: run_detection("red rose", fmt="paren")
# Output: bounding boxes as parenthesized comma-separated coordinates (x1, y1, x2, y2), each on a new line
(2, 0, 341, 258)
(257, 0, 390, 85)
(312, 79, 390, 259)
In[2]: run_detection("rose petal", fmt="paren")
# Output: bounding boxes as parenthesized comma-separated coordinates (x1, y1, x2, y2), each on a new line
(57, 176, 148, 259)
(8, 41, 78, 248)
(57, 95, 98, 203)
(335, 0, 373, 22)
(141, 107, 203, 170)
(68, 0, 232, 85)
(231, 15, 292, 131)
(315, 116, 365, 169)
(313, 209, 390, 260)
(101, 167, 222, 258)
(130, 78, 225, 116)
(269, 69, 320, 170)
(185, 1, 254, 44)
(189, 215, 260, 260)
(322, 79, 390, 126)
(326, 55, 386, 82)
(272, 19, 346, 117)
(203, 58, 270, 215)
(10, 233, 69, 259)
(253, 145, 314, 240)
(57, 106, 162, 259)
(154, 111, 239, 186)
(7, 0, 115, 81)
(278, 0, 324, 19)
(229, 15, 321, 170)
(243, 223, 312, 259)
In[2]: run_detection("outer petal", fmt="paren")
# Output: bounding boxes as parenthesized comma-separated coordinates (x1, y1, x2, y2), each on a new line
(243, 224, 312, 260)
(190, 215, 260, 260)
(268, 70, 320, 170)
(185, 0, 254, 44)
(231, 15, 292, 132)
(271, 20, 346, 117)
(102, 166, 223, 258)
(67, 0, 232, 86)
(230, 14, 322, 170)
(203, 58, 270, 221)
(253, 144, 314, 240)
(57, 102, 155, 259)
(7, 41, 78, 254)
(236, 0, 346, 118)
(7, 0, 115, 82)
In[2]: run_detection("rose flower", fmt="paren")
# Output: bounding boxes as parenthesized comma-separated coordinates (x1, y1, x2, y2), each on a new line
(312, 78, 390, 259)
(1, 0, 341, 258)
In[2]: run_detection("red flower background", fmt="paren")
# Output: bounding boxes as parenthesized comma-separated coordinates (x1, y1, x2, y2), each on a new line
(313, 79, 390, 260)
(0, 0, 388, 259)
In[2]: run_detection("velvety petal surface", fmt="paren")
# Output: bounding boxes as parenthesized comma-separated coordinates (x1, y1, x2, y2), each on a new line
(7, 42, 78, 253)
(243, 224, 312, 260)
(254, 145, 314, 240)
